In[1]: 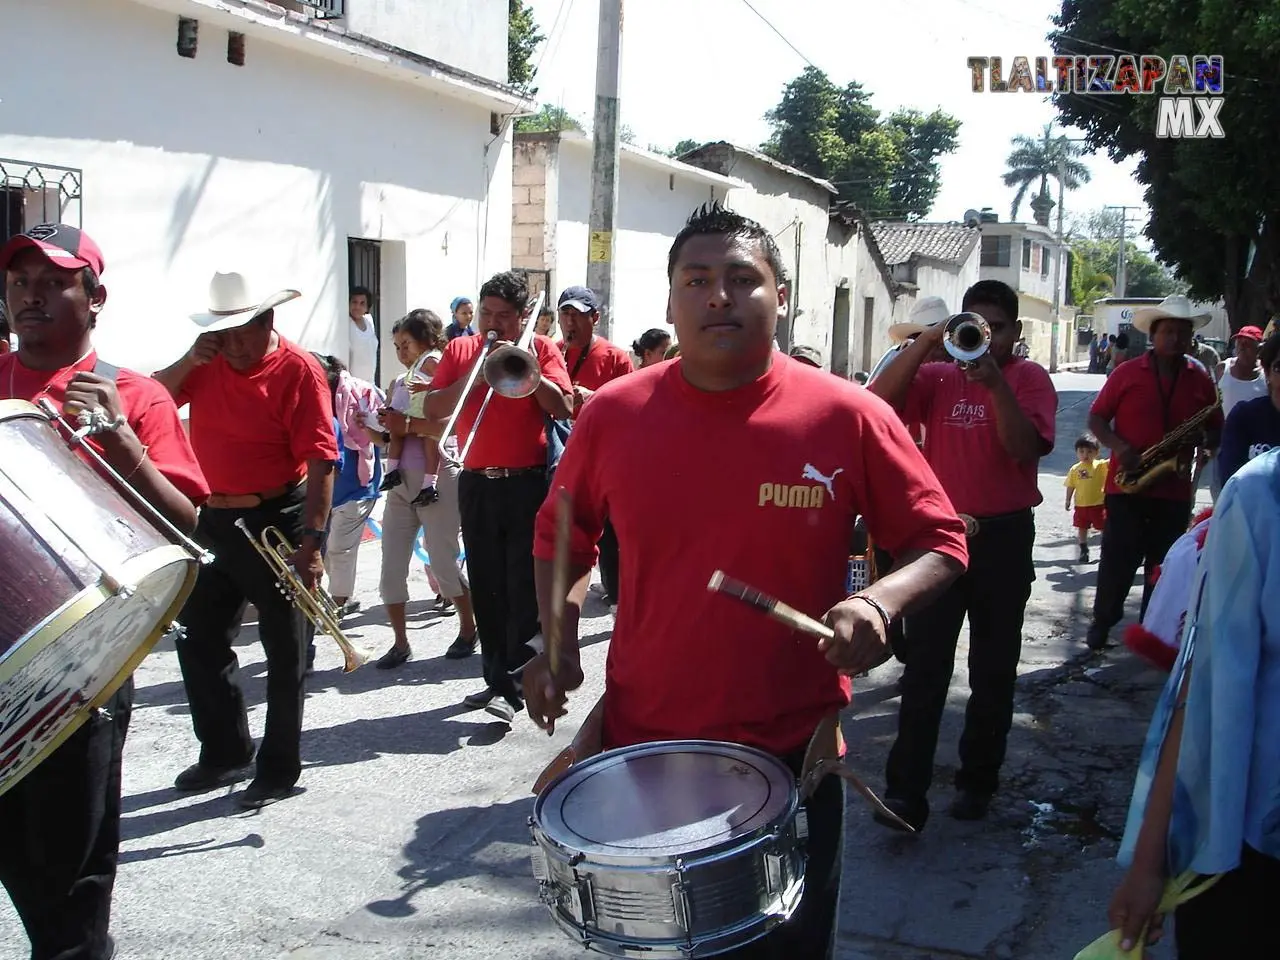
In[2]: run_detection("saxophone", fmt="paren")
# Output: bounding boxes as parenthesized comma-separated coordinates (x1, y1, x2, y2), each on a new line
(1113, 393, 1222, 494)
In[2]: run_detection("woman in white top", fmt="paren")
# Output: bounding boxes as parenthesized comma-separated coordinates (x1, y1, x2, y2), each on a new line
(1210, 325, 1268, 500)
(347, 285, 379, 384)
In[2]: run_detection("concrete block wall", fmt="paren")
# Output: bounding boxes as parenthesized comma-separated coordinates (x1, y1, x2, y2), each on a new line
(512, 136, 557, 270)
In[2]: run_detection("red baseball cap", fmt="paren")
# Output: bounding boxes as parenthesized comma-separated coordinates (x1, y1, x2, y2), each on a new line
(1233, 325, 1264, 342)
(0, 224, 105, 276)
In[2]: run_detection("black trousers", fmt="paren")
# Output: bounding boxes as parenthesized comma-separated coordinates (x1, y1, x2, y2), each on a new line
(1175, 845, 1280, 957)
(722, 750, 846, 960)
(1089, 493, 1192, 641)
(175, 486, 309, 786)
(872, 545, 905, 661)
(886, 509, 1035, 801)
(597, 517, 620, 603)
(458, 469, 547, 702)
(0, 678, 133, 960)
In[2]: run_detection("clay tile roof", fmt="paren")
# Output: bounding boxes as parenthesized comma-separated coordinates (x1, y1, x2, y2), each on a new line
(870, 222, 980, 267)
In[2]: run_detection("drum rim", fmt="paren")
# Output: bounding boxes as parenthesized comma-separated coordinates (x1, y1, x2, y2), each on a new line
(0, 545, 197, 798)
(0, 399, 46, 422)
(532, 739, 798, 867)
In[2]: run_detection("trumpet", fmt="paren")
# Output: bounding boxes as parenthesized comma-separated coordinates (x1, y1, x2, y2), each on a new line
(943, 311, 992, 369)
(234, 519, 368, 673)
(439, 290, 546, 463)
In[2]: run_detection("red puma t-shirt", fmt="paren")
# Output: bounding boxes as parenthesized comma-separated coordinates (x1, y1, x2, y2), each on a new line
(0, 350, 209, 504)
(532, 355, 969, 758)
(904, 358, 1058, 516)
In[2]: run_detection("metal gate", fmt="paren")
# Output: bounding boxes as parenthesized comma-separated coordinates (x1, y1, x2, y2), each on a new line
(0, 158, 83, 241)
(347, 238, 382, 383)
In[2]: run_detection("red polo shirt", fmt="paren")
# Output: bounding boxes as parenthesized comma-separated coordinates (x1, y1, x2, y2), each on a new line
(0, 351, 209, 504)
(431, 333, 573, 469)
(175, 336, 338, 495)
(559, 336, 634, 420)
(532, 355, 968, 758)
(904, 358, 1058, 517)
(1090, 352, 1222, 500)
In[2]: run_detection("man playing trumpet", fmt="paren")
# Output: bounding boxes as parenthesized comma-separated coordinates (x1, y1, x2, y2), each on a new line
(422, 271, 573, 724)
(155, 271, 338, 808)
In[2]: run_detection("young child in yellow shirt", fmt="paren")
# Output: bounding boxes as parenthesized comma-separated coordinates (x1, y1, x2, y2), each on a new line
(1065, 433, 1108, 562)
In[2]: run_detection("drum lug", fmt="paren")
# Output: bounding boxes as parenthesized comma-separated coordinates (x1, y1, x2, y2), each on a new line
(671, 857, 693, 933)
(795, 806, 809, 841)
(529, 844, 549, 884)
(569, 875, 595, 926)
(765, 852, 785, 895)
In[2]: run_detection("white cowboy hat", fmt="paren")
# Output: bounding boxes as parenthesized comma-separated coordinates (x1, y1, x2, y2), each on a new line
(888, 296, 951, 343)
(1131, 295, 1212, 335)
(190, 271, 301, 332)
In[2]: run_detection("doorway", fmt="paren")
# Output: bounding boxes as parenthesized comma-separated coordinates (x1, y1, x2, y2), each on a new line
(347, 238, 382, 384)
(831, 284, 851, 377)
(860, 296, 876, 370)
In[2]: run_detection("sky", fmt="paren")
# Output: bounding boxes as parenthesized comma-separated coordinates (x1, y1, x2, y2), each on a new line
(524, 0, 1154, 246)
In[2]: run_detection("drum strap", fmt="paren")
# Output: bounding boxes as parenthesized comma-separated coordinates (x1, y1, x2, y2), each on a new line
(93, 359, 120, 382)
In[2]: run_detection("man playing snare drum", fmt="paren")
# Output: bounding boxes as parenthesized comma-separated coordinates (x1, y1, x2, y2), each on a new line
(0, 224, 208, 960)
(523, 203, 969, 959)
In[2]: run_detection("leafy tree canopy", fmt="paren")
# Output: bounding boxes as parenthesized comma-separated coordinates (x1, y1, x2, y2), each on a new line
(508, 0, 544, 92)
(1051, 0, 1280, 329)
(515, 104, 584, 134)
(761, 66, 960, 220)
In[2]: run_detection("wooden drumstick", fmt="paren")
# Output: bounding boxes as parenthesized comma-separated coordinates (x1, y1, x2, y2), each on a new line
(707, 570, 835, 641)
(547, 487, 572, 676)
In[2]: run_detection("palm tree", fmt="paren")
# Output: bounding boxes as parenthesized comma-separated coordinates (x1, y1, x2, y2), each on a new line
(1002, 124, 1091, 225)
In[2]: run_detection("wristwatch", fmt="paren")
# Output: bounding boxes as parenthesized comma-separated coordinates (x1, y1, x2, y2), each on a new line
(301, 527, 326, 542)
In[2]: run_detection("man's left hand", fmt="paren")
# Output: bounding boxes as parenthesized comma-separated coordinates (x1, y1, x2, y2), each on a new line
(292, 542, 325, 590)
(819, 597, 890, 675)
(572, 385, 594, 410)
(64, 372, 145, 467)
(963, 353, 1003, 388)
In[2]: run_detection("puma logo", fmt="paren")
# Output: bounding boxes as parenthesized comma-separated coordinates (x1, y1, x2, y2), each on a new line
(802, 463, 844, 500)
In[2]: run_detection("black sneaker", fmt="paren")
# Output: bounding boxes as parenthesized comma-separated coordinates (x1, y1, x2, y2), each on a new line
(379, 469, 403, 492)
(375, 645, 411, 669)
(462, 687, 497, 709)
(1079, 545, 1090, 562)
(236, 779, 296, 809)
(1086, 625, 1109, 651)
(411, 485, 439, 507)
(484, 698, 517, 723)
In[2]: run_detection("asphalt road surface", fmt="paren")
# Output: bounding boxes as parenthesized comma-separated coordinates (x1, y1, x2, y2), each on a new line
(1, 372, 1199, 959)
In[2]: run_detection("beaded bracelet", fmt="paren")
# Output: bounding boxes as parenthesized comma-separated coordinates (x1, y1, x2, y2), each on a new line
(850, 593, 892, 637)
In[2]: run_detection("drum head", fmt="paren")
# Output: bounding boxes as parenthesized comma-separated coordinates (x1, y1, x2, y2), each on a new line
(0, 547, 195, 796)
(536, 741, 795, 862)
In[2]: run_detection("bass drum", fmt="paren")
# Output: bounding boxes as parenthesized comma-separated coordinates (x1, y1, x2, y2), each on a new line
(0, 400, 197, 796)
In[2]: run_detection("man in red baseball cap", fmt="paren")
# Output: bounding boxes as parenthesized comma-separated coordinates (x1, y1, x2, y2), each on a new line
(0, 223, 208, 960)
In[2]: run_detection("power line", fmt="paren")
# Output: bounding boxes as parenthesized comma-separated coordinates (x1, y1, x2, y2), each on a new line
(737, 0, 820, 72)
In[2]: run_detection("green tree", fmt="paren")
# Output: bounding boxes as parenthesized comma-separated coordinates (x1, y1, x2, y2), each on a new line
(1051, 0, 1280, 330)
(761, 67, 960, 219)
(667, 138, 702, 158)
(508, 0, 544, 91)
(515, 104, 584, 134)
(1001, 123, 1091, 225)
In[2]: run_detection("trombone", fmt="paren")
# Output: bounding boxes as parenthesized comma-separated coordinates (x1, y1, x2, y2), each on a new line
(438, 290, 546, 464)
(234, 519, 368, 673)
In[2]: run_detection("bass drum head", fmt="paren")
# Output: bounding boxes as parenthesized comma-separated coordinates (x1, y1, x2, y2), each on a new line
(535, 740, 795, 864)
(0, 547, 196, 796)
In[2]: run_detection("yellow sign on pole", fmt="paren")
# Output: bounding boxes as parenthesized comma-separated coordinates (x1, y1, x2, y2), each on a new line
(589, 231, 613, 263)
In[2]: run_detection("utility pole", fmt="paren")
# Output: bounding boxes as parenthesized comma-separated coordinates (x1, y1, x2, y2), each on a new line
(1049, 159, 1065, 373)
(585, 0, 624, 340)
(1104, 205, 1142, 298)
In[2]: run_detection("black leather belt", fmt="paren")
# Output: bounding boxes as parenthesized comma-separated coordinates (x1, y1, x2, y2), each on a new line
(465, 466, 546, 479)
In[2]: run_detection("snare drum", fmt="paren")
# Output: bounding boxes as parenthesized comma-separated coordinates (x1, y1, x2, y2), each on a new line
(0, 400, 198, 796)
(529, 740, 807, 958)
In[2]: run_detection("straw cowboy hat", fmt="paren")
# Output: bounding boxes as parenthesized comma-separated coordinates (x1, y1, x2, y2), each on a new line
(190, 271, 301, 332)
(1131, 295, 1212, 335)
(887, 296, 951, 343)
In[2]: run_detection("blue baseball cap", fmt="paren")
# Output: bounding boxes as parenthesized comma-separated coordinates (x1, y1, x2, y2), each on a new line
(558, 285, 601, 314)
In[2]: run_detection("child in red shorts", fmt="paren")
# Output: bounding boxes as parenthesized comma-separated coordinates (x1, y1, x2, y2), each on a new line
(1065, 433, 1108, 562)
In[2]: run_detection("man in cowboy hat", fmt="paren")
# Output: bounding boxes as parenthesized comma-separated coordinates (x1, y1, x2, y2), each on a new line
(154, 271, 339, 808)
(1085, 294, 1223, 651)
(0, 224, 208, 960)
(868, 296, 951, 385)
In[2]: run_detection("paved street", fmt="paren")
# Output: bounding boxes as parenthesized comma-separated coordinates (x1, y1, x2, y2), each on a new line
(1, 372, 1202, 960)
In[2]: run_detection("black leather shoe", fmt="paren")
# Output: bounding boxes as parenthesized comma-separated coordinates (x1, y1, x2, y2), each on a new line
(949, 789, 992, 821)
(236, 779, 296, 809)
(375, 645, 411, 669)
(173, 760, 253, 792)
(445, 634, 477, 659)
(873, 796, 929, 833)
(463, 687, 497, 709)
